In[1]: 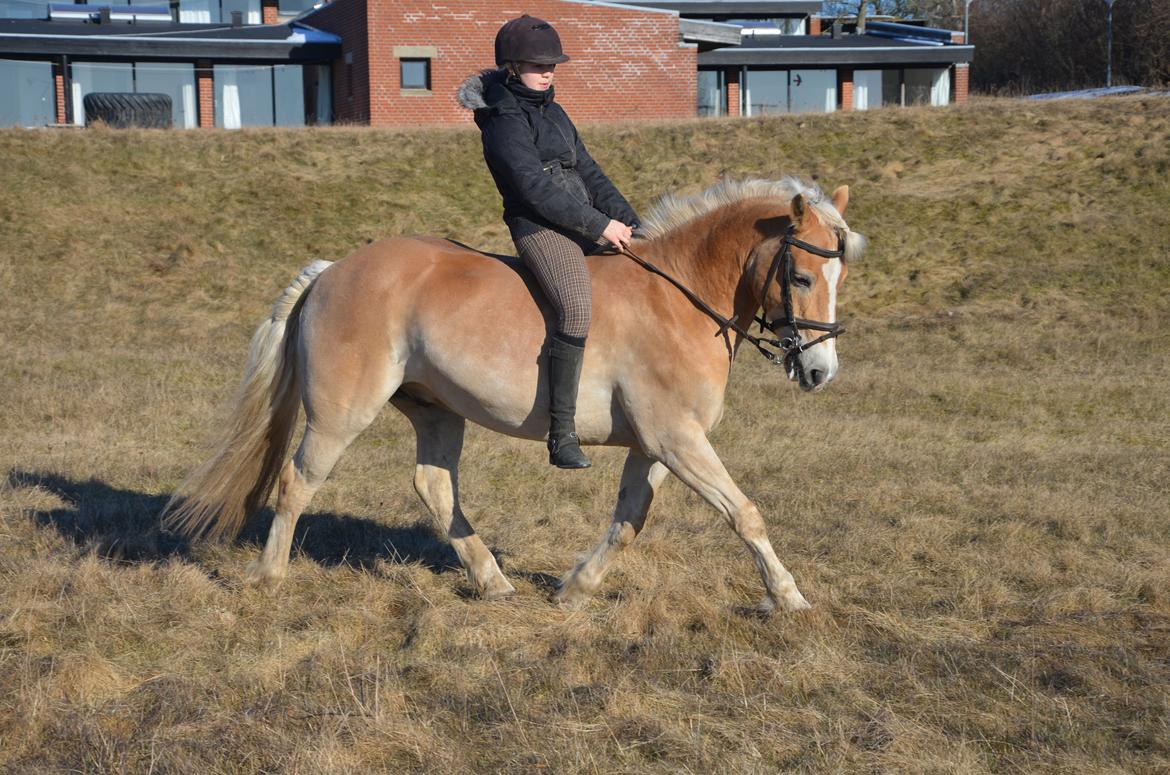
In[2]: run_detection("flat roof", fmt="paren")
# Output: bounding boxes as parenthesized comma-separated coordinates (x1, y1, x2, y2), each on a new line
(699, 33, 973, 66)
(0, 18, 341, 60)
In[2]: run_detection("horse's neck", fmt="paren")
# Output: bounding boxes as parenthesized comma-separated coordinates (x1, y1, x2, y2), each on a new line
(643, 203, 773, 319)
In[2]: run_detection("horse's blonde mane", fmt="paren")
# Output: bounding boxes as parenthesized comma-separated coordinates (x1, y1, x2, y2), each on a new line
(641, 177, 865, 261)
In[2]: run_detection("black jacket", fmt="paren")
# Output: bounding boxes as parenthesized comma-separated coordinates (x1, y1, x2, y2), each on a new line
(457, 69, 640, 242)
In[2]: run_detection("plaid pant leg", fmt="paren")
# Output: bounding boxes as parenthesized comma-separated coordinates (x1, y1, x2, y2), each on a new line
(514, 228, 593, 340)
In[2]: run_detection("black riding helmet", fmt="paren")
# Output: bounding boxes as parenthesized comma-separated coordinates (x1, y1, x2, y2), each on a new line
(494, 15, 570, 67)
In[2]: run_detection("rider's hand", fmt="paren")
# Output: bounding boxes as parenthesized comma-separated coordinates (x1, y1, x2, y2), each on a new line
(602, 220, 633, 251)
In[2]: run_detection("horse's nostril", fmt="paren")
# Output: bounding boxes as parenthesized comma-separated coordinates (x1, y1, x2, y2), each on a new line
(809, 369, 825, 386)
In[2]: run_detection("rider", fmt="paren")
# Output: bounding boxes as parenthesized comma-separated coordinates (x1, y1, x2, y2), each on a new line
(457, 15, 642, 470)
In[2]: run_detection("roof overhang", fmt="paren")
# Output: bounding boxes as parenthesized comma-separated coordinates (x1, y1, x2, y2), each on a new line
(0, 20, 341, 60)
(679, 18, 742, 46)
(699, 43, 974, 67)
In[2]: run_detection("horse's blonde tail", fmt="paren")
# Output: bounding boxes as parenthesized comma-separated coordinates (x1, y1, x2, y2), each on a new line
(162, 259, 333, 541)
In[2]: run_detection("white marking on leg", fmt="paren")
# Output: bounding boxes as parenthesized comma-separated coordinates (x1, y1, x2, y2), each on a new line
(557, 452, 667, 606)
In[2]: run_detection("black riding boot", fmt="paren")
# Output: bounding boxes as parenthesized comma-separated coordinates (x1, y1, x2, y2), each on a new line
(547, 335, 592, 469)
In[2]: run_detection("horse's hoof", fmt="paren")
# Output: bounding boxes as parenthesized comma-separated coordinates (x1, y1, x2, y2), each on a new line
(478, 575, 517, 600)
(243, 561, 285, 592)
(553, 584, 591, 611)
(763, 590, 811, 614)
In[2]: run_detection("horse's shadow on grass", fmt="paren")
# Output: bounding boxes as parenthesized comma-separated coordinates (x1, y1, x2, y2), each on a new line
(7, 469, 461, 575)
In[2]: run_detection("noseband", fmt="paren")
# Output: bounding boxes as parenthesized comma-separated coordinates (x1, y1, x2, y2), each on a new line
(621, 224, 846, 367)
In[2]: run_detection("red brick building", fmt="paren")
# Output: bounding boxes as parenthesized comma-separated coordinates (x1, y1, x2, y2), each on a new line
(0, 0, 972, 128)
(304, 0, 697, 127)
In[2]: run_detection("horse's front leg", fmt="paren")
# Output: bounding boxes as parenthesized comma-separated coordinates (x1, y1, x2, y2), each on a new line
(652, 427, 810, 613)
(556, 450, 668, 608)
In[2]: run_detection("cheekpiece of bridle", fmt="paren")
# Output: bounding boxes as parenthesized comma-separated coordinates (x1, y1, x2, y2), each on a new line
(620, 223, 846, 371)
(753, 224, 847, 370)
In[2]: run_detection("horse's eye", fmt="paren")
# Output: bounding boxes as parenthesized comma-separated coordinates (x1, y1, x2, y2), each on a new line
(793, 274, 813, 289)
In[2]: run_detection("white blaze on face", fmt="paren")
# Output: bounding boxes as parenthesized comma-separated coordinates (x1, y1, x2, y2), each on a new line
(796, 257, 842, 387)
(821, 258, 842, 354)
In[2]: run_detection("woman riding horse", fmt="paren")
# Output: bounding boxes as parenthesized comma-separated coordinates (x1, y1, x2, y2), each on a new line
(458, 15, 642, 470)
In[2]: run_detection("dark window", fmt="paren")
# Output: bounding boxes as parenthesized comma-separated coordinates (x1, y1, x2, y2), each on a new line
(400, 59, 430, 90)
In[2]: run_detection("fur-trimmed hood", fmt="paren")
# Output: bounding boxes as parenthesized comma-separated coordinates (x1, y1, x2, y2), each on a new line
(456, 68, 509, 111)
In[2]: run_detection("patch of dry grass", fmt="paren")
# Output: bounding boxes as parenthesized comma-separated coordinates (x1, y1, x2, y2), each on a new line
(2, 95, 1169, 772)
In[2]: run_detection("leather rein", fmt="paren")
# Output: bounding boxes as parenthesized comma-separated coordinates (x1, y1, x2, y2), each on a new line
(620, 225, 846, 368)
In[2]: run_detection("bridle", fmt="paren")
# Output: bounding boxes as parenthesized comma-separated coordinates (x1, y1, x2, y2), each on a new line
(620, 224, 846, 370)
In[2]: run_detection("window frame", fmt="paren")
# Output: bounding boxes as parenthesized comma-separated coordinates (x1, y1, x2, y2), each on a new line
(399, 58, 431, 92)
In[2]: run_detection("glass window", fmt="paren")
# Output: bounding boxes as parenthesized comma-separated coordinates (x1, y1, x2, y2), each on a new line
(273, 64, 304, 126)
(1, 0, 51, 19)
(930, 67, 950, 105)
(400, 59, 429, 90)
(789, 69, 836, 113)
(882, 69, 902, 106)
(905, 68, 936, 106)
(744, 69, 788, 116)
(135, 62, 197, 129)
(71, 61, 134, 126)
(853, 69, 882, 111)
(277, 0, 316, 16)
(311, 63, 331, 125)
(178, 0, 258, 23)
(0, 59, 54, 127)
(214, 64, 273, 128)
(697, 70, 725, 117)
(178, 0, 213, 22)
(220, 0, 260, 24)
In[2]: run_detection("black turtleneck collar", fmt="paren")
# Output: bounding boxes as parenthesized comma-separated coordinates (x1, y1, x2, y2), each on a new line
(506, 78, 555, 107)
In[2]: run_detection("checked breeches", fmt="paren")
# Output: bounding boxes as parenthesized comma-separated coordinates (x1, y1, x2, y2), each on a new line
(513, 228, 593, 341)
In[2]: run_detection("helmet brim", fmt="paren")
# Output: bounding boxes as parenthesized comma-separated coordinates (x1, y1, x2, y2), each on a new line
(527, 54, 570, 65)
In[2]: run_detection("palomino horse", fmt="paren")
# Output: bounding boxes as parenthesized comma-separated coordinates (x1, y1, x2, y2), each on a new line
(163, 177, 864, 612)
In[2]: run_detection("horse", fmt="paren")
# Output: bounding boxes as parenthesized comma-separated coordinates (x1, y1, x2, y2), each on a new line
(162, 177, 865, 613)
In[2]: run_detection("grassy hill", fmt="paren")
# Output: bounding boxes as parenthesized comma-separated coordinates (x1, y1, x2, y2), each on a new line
(1, 95, 1168, 773)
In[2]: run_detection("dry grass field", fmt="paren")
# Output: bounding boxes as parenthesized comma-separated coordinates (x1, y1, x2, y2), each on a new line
(1, 95, 1168, 773)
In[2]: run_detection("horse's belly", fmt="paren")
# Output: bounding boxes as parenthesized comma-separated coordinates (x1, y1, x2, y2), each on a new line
(400, 350, 634, 446)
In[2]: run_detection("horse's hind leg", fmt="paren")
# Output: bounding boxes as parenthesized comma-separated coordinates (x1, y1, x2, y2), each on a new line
(395, 400, 515, 599)
(246, 367, 401, 589)
(244, 423, 362, 589)
(556, 450, 668, 608)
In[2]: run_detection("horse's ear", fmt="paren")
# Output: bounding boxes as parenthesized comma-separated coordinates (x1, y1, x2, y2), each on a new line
(831, 185, 849, 216)
(790, 193, 807, 227)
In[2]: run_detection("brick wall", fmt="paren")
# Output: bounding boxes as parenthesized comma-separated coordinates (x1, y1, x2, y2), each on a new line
(808, 16, 821, 36)
(262, 0, 279, 25)
(305, 0, 370, 124)
(953, 63, 969, 104)
(726, 74, 740, 117)
(305, 0, 696, 127)
(196, 60, 215, 127)
(53, 62, 66, 124)
(838, 68, 853, 111)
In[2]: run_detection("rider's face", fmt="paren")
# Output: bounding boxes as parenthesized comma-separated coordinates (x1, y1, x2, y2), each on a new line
(515, 62, 556, 91)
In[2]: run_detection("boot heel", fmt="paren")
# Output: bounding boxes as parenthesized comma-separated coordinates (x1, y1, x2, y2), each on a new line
(549, 432, 591, 468)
